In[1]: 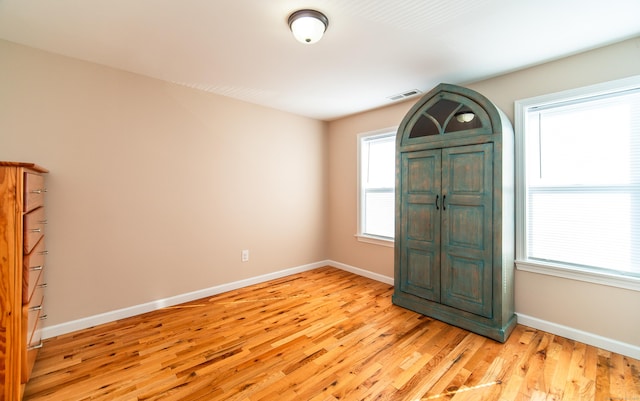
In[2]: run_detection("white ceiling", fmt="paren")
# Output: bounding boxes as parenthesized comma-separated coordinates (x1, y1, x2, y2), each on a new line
(1, 0, 639, 121)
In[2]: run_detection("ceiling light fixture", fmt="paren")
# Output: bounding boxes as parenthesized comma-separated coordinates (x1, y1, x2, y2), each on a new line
(288, 9, 328, 44)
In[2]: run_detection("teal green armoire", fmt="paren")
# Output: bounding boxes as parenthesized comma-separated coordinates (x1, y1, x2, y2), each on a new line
(392, 83, 516, 342)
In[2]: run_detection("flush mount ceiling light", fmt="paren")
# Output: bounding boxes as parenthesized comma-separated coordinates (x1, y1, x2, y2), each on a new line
(288, 9, 328, 44)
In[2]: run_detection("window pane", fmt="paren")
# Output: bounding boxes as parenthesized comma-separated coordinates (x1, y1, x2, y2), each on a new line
(364, 190, 394, 238)
(523, 85, 640, 278)
(359, 131, 396, 240)
(364, 136, 395, 187)
(528, 188, 633, 273)
(533, 101, 632, 185)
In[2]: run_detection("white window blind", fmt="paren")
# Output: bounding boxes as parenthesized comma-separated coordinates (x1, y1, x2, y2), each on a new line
(521, 83, 640, 280)
(358, 131, 395, 240)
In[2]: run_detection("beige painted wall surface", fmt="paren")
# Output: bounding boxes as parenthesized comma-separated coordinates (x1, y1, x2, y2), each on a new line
(327, 102, 411, 277)
(466, 37, 640, 347)
(0, 40, 327, 326)
(2, 33, 640, 349)
(327, 37, 640, 346)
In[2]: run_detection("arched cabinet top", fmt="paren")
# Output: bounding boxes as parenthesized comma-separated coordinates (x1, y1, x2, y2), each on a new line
(397, 83, 506, 149)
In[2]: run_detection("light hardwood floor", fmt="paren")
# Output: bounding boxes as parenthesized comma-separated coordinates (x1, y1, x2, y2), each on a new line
(24, 267, 640, 401)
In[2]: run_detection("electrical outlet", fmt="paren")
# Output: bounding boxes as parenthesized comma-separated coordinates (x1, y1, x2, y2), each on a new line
(241, 249, 249, 262)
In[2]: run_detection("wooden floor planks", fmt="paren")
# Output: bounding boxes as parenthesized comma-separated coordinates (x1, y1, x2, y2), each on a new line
(24, 267, 640, 400)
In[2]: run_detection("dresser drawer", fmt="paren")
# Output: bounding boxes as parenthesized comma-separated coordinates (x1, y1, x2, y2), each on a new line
(27, 293, 45, 348)
(29, 272, 46, 313)
(24, 172, 46, 213)
(23, 237, 46, 304)
(21, 300, 45, 383)
(24, 206, 46, 253)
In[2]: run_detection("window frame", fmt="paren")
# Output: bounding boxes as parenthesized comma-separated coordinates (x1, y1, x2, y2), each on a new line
(356, 128, 397, 247)
(514, 75, 640, 292)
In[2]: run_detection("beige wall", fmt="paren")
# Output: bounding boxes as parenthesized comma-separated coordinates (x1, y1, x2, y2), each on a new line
(327, 36, 640, 347)
(2, 35, 639, 349)
(466, 37, 640, 347)
(327, 102, 412, 275)
(0, 40, 328, 326)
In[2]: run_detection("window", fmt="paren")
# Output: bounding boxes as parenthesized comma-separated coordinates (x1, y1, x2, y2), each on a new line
(515, 75, 640, 291)
(357, 129, 396, 245)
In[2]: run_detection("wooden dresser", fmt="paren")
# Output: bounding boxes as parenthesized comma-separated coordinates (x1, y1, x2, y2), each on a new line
(0, 162, 49, 400)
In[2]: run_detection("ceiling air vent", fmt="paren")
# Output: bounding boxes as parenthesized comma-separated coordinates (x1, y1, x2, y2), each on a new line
(387, 89, 422, 101)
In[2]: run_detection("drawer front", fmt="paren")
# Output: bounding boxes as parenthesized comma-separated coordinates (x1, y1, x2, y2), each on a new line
(21, 302, 45, 384)
(27, 294, 45, 348)
(24, 206, 46, 253)
(29, 273, 46, 313)
(23, 237, 46, 304)
(22, 309, 44, 383)
(24, 172, 45, 213)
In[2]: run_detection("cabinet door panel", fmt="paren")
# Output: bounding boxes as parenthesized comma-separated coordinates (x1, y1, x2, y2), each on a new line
(399, 150, 441, 302)
(406, 201, 436, 242)
(406, 247, 439, 298)
(441, 144, 493, 318)
(442, 252, 490, 315)
(448, 204, 486, 250)
(407, 154, 439, 193)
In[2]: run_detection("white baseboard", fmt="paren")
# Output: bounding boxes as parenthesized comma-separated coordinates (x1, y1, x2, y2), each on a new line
(328, 262, 640, 359)
(42, 261, 326, 339)
(516, 313, 640, 359)
(327, 260, 394, 285)
(42, 261, 638, 360)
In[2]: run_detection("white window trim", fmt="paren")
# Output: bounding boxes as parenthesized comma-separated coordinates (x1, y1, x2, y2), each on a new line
(354, 233, 394, 247)
(514, 74, 640, 292)
(356, 127, 397, 246)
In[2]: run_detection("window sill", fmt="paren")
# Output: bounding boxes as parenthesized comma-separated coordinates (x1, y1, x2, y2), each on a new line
(515, 259, 640, 292)
(355, 234, 394, 248)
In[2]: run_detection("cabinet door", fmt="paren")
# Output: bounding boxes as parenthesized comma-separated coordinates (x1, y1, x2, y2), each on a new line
(441, 143, 493, 318)
(399, 150, 441, 302)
